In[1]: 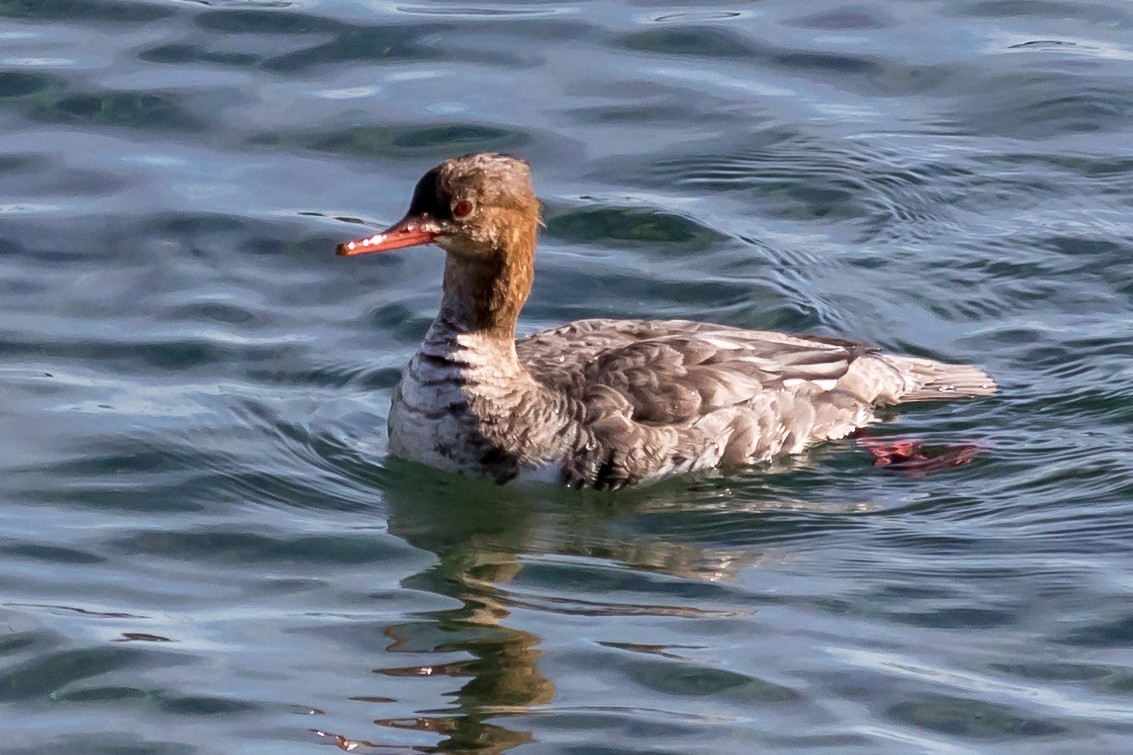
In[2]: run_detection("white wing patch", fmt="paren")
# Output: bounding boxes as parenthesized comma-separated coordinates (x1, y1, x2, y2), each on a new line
(700, 336, 747, 350)
(783, 378, 839, 391)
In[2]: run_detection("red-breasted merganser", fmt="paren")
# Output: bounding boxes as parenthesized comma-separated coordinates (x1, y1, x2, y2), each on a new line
(337, 153, 996, 489)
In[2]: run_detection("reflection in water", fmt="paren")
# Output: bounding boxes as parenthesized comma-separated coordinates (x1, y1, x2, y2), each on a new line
(318, 459, 878, 752)
(367, 476, 552, 753)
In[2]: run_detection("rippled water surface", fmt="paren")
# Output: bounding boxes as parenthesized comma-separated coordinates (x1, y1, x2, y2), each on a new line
(3, 0, 1133, 751)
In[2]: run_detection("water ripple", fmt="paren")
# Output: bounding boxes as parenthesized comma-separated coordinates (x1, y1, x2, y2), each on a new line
(2, 0, 1133, 752)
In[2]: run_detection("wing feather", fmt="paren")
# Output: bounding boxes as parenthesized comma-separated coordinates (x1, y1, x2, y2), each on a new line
(518, 318, 867, 426)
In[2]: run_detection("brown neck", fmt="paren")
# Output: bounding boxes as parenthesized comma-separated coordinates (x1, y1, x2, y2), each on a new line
(437, 230, 535, 343)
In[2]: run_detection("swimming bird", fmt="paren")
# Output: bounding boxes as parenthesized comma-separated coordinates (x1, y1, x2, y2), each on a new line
(336, 153, 995, 489)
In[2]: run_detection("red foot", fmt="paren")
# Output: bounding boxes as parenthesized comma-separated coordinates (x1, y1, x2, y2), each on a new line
(852, 430, 982, 476)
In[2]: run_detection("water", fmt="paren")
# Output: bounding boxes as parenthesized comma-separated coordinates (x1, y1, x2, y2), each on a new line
(2, 0, 1133, 751)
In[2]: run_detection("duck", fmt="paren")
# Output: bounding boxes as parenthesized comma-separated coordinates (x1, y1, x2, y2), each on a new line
(336, 153, 995, 489)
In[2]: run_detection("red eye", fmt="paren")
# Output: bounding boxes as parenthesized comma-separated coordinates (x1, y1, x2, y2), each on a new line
(453, 199, 473, 218)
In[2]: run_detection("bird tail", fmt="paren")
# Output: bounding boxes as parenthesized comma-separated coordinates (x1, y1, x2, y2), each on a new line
(891, 356, 997, 402)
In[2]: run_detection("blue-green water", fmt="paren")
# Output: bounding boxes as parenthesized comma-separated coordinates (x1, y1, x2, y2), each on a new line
(2, 1, 1133, 751)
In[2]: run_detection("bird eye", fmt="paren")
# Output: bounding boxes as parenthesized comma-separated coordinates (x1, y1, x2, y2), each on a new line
(452, 199, 474, 218)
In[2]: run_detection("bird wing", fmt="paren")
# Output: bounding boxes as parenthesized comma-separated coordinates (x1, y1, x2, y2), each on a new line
(518, 318, 870, 426)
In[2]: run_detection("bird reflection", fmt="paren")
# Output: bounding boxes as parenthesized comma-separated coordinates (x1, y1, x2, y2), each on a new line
(324, 454, 880, 752)
(359, 470, 553, 753)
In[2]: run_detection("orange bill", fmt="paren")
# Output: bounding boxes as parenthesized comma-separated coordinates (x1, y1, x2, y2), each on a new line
(336, 216, 437, 256)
